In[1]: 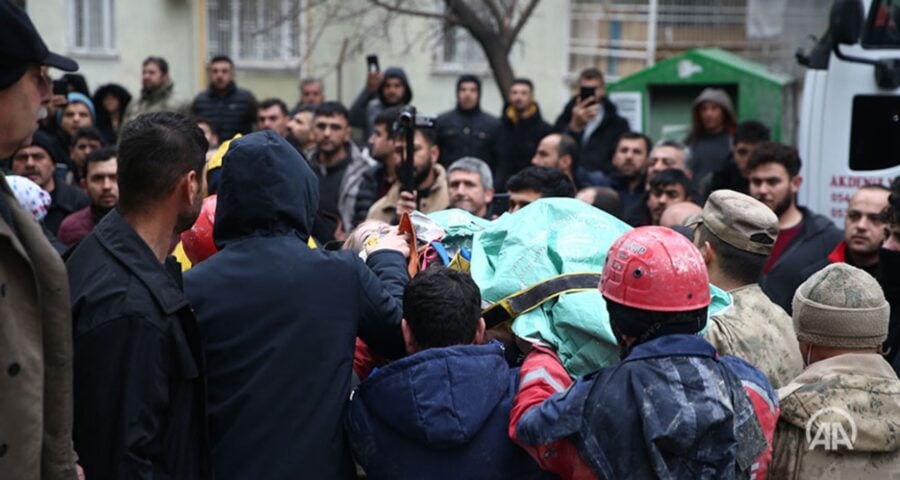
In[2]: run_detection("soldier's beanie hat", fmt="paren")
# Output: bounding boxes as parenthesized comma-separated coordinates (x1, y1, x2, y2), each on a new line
(792, 263, 889, 349)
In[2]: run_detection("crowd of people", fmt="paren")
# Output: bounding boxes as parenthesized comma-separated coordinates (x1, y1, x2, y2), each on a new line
(2, 1, 900, 479)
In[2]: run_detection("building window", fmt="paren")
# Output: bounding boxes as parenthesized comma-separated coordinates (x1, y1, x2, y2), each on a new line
(67, 0, 115, 55)
(207, 0, 305, 68)
(435, 24, 489, 73)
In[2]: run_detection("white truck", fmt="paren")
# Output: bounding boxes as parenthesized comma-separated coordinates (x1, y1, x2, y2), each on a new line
(796, 0, 900, 224)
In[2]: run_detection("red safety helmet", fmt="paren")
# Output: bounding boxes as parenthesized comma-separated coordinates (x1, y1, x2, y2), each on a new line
(600, 226, 710, 312)
(181, 195, 218, 265)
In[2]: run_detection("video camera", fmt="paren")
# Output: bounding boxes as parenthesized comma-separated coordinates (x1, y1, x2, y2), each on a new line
(395, 106, 436, 194)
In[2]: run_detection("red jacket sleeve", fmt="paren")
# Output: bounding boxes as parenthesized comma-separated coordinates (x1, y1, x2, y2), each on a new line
(508, 345, 595, 479)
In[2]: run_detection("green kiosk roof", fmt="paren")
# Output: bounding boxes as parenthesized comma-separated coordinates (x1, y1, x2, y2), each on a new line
(608, 48, 794, 142)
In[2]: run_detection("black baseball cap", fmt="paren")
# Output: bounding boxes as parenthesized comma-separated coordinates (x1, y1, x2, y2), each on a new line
(0, 0, 78, 91)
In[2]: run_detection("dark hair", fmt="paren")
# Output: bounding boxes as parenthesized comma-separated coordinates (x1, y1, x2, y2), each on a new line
(616, 131, 652, 155)
(142, 56, 169, 75)
(579, 68, 604, 82)
(71, 126, 104, 147)
(193, 116, 219, 139)
(589, 187, 623, 219)
(210, 55, 234, 67)
(390, 122, 437, 147)
(415, 127, 436, 147)
(557, 134, 579, 169)
(313, 101, 349, 122)
(116, 112, 208, 215)
(92, 83, 132, 121)
(746, 141, 802, 178)
(649, 168, 694, 197)
(697, 224, 768, 285)
(456, 74, 481, 93)
(890, 176, 900, 225)
(733, 120, 771, 145)
(507, 166, 576, 198)
(605, 298, 707, 345)
(374, 105, 403, 130)
(259, 98, 289, 116)
(83, 146, 117, 178)
(403, 267, 482, 349)
(511, 77, 534, 91)
(290, 103, 317, 116)
(62, 74, 90, 96)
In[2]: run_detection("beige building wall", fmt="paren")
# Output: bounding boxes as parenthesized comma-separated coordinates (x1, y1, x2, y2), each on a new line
(28, 0, 573, 126)
(29, 0, 200, 105)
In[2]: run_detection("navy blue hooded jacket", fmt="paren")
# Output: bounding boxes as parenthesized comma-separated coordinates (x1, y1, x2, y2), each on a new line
(184, 131, 409, 480)
(515, 335, 770, 479)
(346, 343, 555, 480)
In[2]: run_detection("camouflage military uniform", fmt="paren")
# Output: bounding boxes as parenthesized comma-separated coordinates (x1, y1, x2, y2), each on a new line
(770, 353, 900, 479)
(705, 283, 803, 388)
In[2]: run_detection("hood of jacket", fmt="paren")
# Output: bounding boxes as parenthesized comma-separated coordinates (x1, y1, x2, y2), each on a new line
(356, 343, 510, 448)
(378, 66, 413, 106)
(692, 87, 736, 119)
(213, 130, 318, 248)
(778, 353, 900, 453)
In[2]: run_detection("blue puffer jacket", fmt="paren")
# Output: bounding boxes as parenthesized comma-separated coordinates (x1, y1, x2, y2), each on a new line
(346, 343, 556, 480)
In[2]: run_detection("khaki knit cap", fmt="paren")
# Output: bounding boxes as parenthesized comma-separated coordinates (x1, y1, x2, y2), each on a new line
(792, 263, 889, 349)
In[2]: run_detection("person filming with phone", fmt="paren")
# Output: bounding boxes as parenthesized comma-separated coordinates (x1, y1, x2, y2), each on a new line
(554, 68, 630, 177)
(349, 54, 413, 140)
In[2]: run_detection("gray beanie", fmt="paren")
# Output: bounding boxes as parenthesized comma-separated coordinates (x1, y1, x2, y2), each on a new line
(792, 263, 889, 349)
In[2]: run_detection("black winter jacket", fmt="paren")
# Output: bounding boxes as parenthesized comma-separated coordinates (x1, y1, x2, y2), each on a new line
(435, 106, 500, 168)
(46, 180, 88, 235)
(67, 210, 211, 480)
(191, 82, 257, 141)
(558, 96, 631, 175)
(493, 104, 552, 191)
(354, 163, 390, 227)
(759, 207, 843, 314)
(184, 131, 408, 480)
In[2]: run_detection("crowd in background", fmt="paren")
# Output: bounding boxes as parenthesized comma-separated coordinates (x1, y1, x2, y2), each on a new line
(2, 1, 899, 479)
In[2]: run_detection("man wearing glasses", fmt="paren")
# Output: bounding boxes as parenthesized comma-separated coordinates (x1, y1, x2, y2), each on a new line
(0, 0, 81, 478)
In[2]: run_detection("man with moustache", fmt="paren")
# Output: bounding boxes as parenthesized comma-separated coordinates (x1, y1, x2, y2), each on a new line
(608, 132, 650, 211)
(367, 127, 449, 223)
(10, 130, 88, 234)
(748, 142, 841, 314)
(66, 112, 212, 479)
(447, 157, 494, 219)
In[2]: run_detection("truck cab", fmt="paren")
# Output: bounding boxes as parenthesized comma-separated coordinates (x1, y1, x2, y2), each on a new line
(797, 0, 900, 223)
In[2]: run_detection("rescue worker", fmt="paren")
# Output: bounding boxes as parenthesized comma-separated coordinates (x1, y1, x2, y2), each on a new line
(771, 263, 900, 478)
(691, 190, 804, 388)
(509, 226, 777, 479)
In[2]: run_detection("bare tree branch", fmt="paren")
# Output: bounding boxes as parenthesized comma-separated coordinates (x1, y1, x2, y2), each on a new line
(368, 0, 460, 24)
(479, 0, 508, 36)
(509, 0, 539, 45)
(445, 0, 495, 44)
